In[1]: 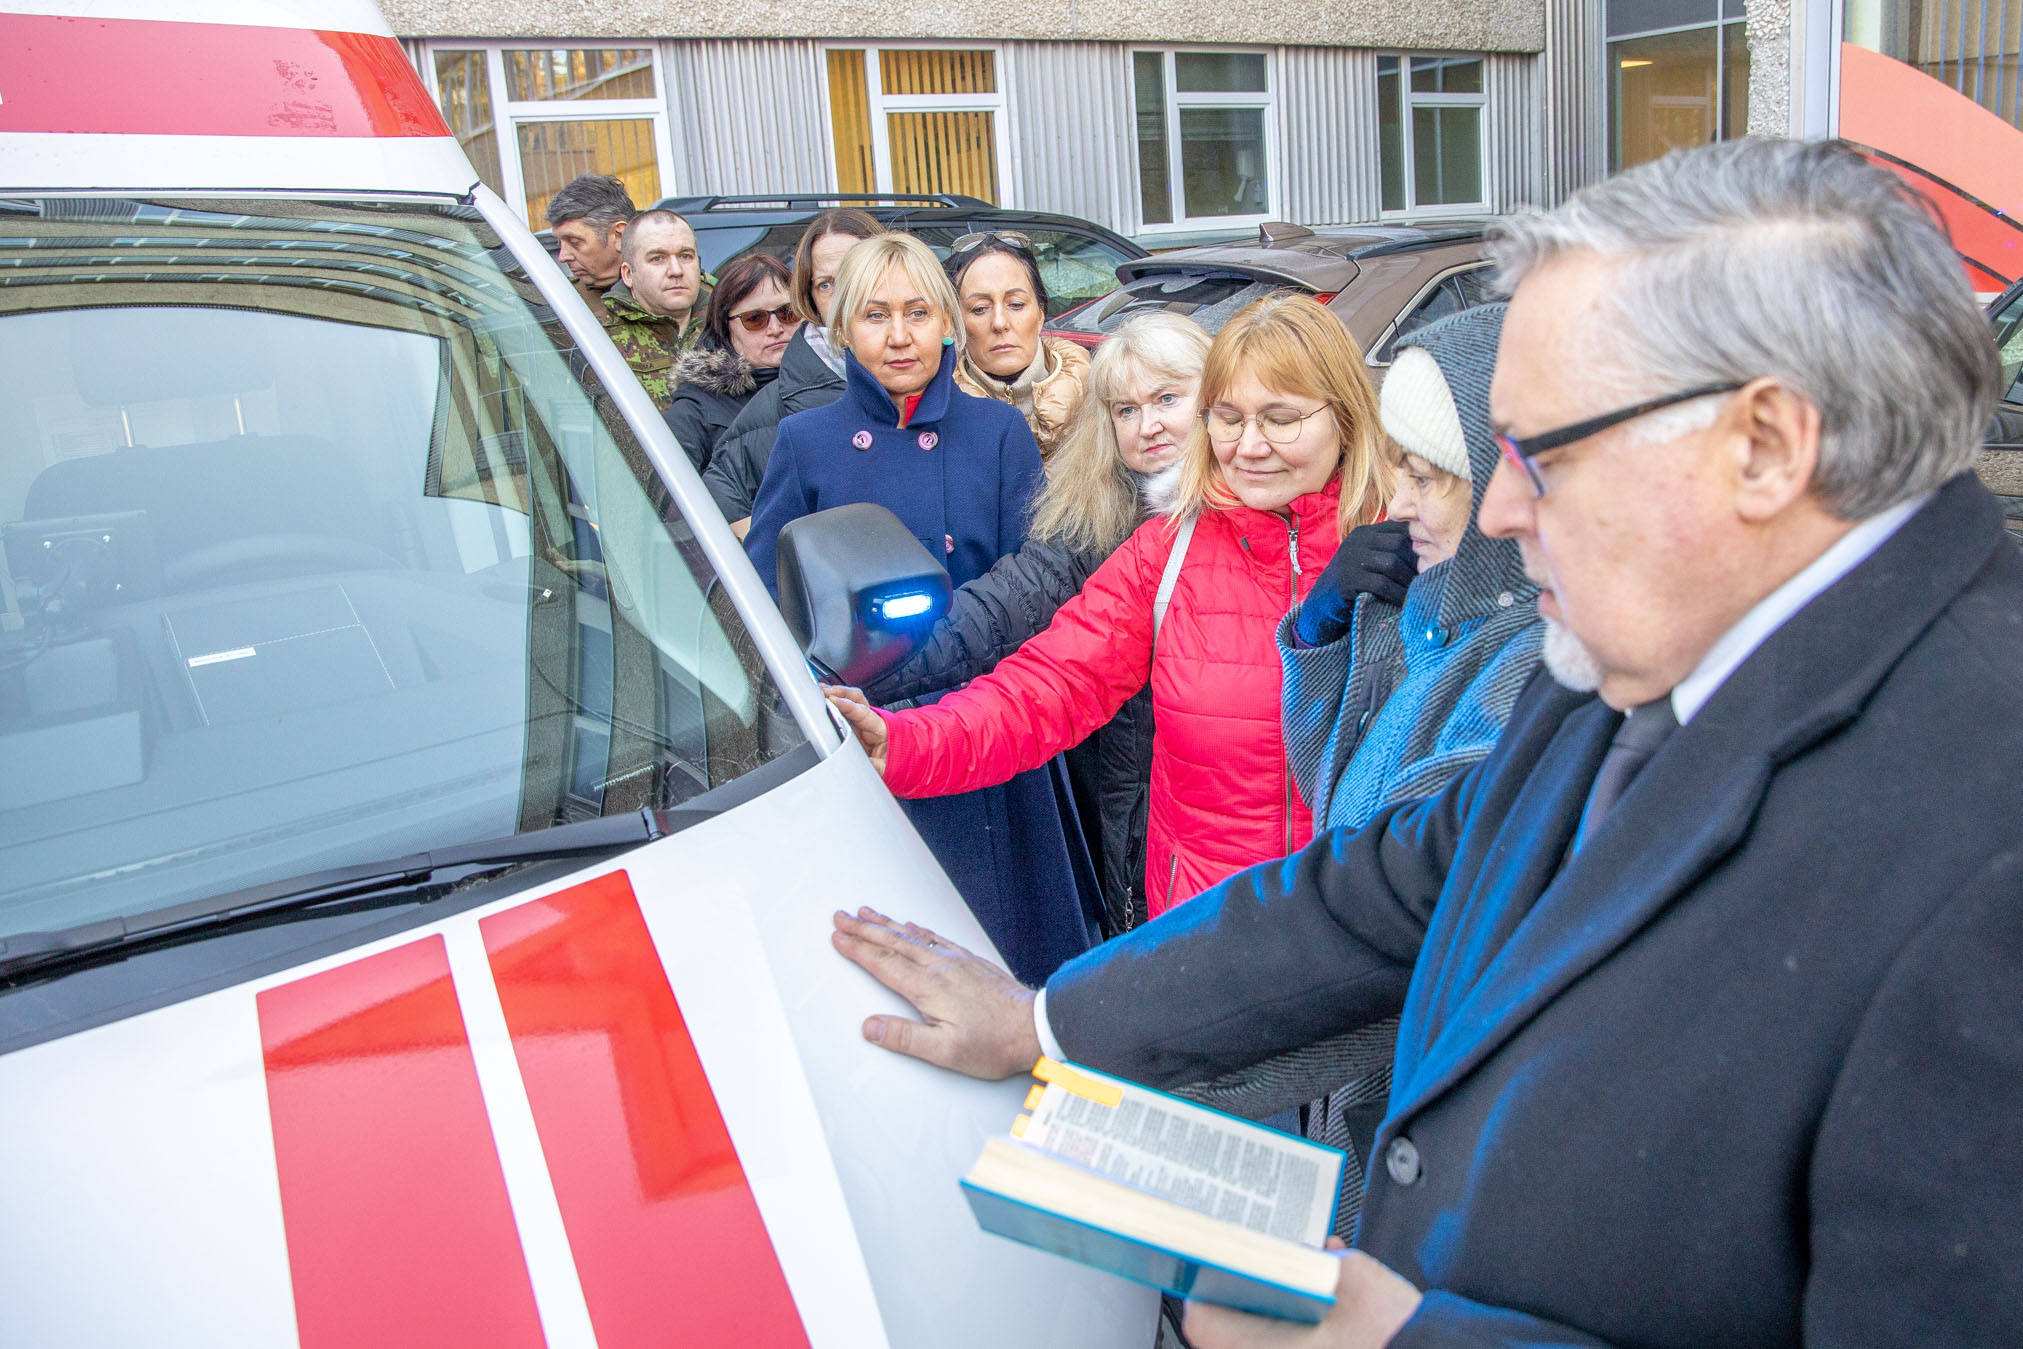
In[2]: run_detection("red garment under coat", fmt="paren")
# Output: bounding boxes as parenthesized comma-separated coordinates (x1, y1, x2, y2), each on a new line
(880, 481, 1343, 918)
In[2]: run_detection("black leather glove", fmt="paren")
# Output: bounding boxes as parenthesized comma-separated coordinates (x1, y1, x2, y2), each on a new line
(1295, 519, 1417, 647)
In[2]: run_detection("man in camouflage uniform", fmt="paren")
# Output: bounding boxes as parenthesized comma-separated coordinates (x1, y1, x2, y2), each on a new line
(544, 173, 635, 333)
(604, 208, 711, 412)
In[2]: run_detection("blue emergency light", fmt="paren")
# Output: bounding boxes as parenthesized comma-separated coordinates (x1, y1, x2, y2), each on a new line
(872, 590, 936, 621)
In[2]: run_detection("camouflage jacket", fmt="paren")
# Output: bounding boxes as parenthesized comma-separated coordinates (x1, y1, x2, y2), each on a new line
(601, 279, 708, 411)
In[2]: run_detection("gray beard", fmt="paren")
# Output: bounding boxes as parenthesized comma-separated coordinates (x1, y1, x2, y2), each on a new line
(1542, 618, 1604, 692)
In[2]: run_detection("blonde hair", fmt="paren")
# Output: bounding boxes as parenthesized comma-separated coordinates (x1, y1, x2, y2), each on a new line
(827, 233, 960, 354)
(1031, 314, 1211, 555)
(1168, 293, 1388, 538)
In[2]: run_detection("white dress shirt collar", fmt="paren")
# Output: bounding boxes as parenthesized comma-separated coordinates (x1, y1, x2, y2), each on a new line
(1670, 492, 1931, 725)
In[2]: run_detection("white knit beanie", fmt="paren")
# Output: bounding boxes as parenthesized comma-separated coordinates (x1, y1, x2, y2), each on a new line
(1379, 345, 1470, 482)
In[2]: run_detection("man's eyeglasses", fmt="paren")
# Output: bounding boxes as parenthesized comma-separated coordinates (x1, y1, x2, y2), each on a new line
(1495, 382, 1745, 496)
(730, 304, 796, 332)
(1201, 404, 1331, 446)
(951, 229, 1033, 254)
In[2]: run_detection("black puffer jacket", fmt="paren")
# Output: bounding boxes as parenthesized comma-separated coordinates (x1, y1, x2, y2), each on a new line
(863, 530, 1157, 938)
(703, 327, 844, 522)
(664, 345, 777, 473)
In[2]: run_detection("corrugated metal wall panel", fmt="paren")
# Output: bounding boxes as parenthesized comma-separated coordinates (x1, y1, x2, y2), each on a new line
(1003, 43, 1135, 231)
(659, 40, 834, 197)
(1542, 0, 1607, 200)
(1486, 53, 1543, 210)
(1278, 46, 1382, 224)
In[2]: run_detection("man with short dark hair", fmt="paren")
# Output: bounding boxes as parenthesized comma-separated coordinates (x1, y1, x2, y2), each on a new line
(831, 137, 2023, 1346)
(602, 208, 709, 411)
(544, 173, 635, 329)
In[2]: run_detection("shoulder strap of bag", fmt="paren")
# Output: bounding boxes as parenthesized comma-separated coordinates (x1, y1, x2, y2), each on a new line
(1152, 514, 1197, 647)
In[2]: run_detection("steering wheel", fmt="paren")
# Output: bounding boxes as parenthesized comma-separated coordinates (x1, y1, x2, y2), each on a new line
(163, 533, 400, 590)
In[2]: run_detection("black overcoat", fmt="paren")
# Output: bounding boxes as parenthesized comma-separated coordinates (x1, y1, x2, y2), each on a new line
(1048, 471, 2023, 1345)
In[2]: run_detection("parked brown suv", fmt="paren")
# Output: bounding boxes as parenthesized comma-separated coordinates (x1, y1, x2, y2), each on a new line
(1044, 221, 1492, 377)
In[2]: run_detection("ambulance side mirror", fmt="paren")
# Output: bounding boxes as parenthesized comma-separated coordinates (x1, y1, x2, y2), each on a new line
(775, 503, 951, 687)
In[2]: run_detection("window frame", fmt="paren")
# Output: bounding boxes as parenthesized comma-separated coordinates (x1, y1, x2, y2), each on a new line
(820, 43, 1016, 206)
(1128, 45, 1281, 236)
(1377, 53, 1491, 220)
(1603, 5, 1752, 172)
(418, 41, 678, 230)
(1366, 261, 1498, 366)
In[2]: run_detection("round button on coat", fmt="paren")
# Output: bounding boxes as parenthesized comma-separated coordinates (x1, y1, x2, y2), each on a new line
(1385, 1136, 1422, 1186)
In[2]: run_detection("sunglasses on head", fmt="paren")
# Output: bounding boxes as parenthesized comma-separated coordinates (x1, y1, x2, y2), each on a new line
(951, 230, 1033, 254)
(729, 304, 796, 332)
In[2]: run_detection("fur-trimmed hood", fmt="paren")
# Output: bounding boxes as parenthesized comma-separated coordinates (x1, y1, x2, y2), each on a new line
(672, 344, 760, 399)
(1139, 460, 1187, 517)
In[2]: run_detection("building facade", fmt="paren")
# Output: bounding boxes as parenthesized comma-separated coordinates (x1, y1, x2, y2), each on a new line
(384, 0, 1604, 237)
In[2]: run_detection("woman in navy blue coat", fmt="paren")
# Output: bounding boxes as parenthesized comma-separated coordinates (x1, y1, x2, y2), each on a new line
(745, 233, 1096, 984)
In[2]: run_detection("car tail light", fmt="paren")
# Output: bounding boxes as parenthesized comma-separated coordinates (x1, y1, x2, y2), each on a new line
(1043, 328, 1106, 350)
(1309, 291, 1338, 304)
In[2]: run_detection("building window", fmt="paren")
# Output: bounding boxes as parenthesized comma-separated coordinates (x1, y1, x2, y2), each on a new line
(825, 48, 1010, 204)
(1131, 49, 1276, 230)
(1606, 0, 1750, 170)
(1378, 56, 1487, 215)
(421, 44, 675, 231)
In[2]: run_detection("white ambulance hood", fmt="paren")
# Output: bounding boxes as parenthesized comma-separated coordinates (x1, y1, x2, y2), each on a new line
(0, 746, 1158, 1348)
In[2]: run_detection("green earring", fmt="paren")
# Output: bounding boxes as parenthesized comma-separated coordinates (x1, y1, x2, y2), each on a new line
(942, 335, 955, 346)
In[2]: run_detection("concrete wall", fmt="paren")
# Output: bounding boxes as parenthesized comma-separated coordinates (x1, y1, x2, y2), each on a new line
(1746, 0, 1795, 135)
(381, 0, 1546, 54)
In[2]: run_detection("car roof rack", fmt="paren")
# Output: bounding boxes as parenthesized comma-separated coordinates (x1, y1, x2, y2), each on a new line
(659, 193, 993, 212)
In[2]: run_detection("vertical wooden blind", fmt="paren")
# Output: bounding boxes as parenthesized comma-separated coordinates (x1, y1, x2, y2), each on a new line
(826, 49, 1002, 203)
(1903, 0, 2023, 125)
(887, 112, 1000, 203)
(431, 51, 504, 197)
(517, 119, 661, 228)
(879, 49, 997, 95)
(503, 48, 655, 102)
(827, 49, 876, 194)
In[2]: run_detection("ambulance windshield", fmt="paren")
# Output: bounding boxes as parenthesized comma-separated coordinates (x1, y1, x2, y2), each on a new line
(0, 196, 809, 944)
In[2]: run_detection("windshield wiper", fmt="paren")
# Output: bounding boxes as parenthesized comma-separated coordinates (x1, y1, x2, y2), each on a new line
(0, 808, 666, 984)
(0, 740, 824, 986)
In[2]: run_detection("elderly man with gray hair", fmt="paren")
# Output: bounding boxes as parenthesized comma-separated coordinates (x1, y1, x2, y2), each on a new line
(830, 136, 2023, 1346)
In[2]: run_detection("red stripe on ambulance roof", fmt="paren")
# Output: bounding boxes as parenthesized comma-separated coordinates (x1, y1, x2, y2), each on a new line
(258, 936, 547, 1349)
(0, 15, 451, 138)
(482, 871, 812, 1349)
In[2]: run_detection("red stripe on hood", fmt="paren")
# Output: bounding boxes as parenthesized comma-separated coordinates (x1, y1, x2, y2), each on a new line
(481, 871, 811, 1349)
(0, 15, 451, 137)
(258, 935, 547, 1349)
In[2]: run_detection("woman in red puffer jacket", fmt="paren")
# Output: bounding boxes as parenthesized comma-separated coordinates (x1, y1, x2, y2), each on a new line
(830, 294, 1391, 917)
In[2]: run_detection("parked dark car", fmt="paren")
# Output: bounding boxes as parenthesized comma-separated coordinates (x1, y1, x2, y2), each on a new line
(1983, 277, 2023, 537)
(647, 193, 1147, 320)
(1043, 221, 1493, 376)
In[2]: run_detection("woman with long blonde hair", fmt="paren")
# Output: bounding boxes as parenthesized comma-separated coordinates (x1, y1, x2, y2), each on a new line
(832, 293, 1388, 917)
(860, 313, 1212, 934)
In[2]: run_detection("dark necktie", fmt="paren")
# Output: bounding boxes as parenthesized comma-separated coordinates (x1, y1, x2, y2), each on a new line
(1573, 697, 1679, 852)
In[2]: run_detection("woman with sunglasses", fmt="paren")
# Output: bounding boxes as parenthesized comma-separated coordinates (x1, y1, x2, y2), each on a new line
(663, 251, 795, 473)
(705, 209, 886, 536)
(946, 232, 1091, 460)
(828, 294, 1387, 918)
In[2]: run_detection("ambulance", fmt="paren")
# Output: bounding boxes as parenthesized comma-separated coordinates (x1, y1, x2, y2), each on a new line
(0, 5, 1153, 1344)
